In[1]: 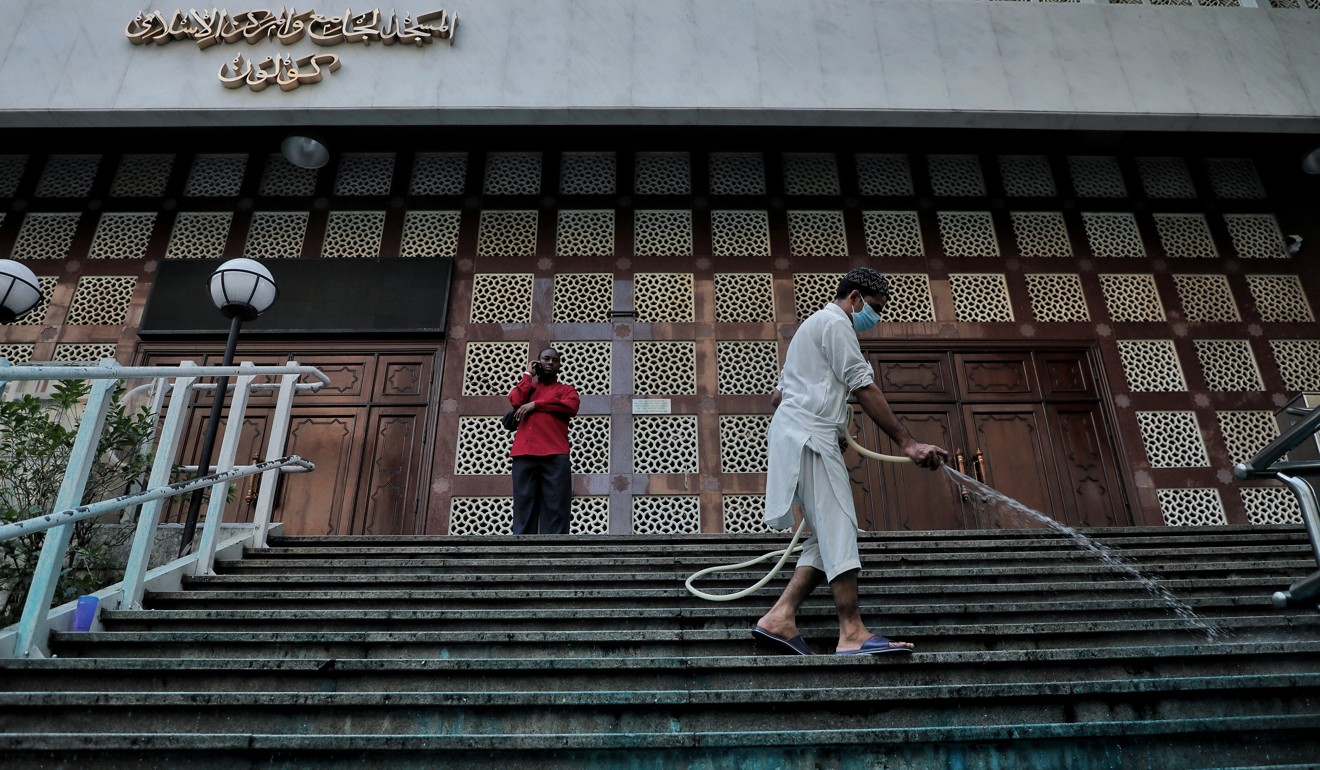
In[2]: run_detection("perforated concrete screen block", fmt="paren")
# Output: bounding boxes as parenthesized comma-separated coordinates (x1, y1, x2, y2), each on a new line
(139, 258, 452, 338)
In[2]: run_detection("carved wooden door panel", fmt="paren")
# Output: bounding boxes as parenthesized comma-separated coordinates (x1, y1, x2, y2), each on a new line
(848, 405, 968, 532)
(1045, 403, 1127, 528)
(961, 404, 1060, 529)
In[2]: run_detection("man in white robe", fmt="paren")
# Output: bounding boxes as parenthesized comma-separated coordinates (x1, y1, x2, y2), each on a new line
(754, 268, 948, 656)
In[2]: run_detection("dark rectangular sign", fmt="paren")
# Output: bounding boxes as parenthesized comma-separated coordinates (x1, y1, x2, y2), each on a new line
(139, 258, 452, 338)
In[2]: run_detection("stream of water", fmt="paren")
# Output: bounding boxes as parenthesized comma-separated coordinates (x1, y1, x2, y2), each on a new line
(940, 465, 1224, 642)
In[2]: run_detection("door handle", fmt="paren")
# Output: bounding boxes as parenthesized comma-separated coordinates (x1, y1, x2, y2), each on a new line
(955, 449, 970, 500)
(973, 449, 987, 486)
(244, 455, 261, 507)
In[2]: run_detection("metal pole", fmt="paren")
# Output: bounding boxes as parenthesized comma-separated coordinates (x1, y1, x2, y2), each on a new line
(178, 314, 243, 557)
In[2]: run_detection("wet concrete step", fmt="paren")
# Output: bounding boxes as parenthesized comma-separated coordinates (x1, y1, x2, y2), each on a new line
(3, 671, 1317, 735)
(46, 614, 1318, 659)
(7, 641, 1320, 693)
(213, 550, 1317, 580)
(96, 594, 1285, 632)
(4, 713, 1318, 770)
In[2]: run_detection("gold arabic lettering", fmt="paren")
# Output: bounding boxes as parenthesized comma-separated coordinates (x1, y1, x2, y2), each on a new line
(127, 8, 457, 47)
(219, 52, 341, 92)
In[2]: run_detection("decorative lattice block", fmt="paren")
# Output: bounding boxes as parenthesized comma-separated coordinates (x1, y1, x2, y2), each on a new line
(1099, 274, 1166, 322)
(1136, 157, 1196, 199)
(65, 276, 136, 326)
(559, 152, 616, 196)
(470, 273, 533, 323)
(711, 211, 771, 257)
(410, 152, 467, 196)
(1068, 156, 1127, 198)
(1268, 339, 1320, 391)
(634, 210, 692, 257)
(1010, 212, 1072, 258)
(927, 154, 986, 197)
(634, 341, 696, 395)
(571, 497, 611, 535)
(462, 341, 529, 396)
(1136, 411, 1210, 468)
(483, 152, 542, 195)
(937, 212, 998, 257)
(553, 273, 612, 323)
(1241, 487, 1303, 525)
(1154, 214, 1218, 259)
(713, 273, 775, 323)
(1216, 410, 1280, 466)
(709, 153, 766, 196)
(36, 155, 100, 198)
(949, 273, 1013, 322)
(322, 211, 385, 258)
(1116, 340, 1188, 392)
(184, 154, 246, 197)
(0, 344, 35, 365)
(1245, 275, 1313, 322)
(1156, 488, 1227, 527)
(259, 154, 318, 197)
(632, 495, 700, 534)
(783, 153, 840, 196)
(635, 153, 690, 196)
(1223, 214, 1286, 259)
(0, 155, 27, 197)
(634, 273, 694, 323)
(880, 274, 936, 323)
(454, 417, 514, 475)
(633, 415, 698, 473)
(551, 341, 611, 395)
(244, 212, 308, 258)
(1206, 158, 1266, 200)
(998, 155, 1056, 197)
(478, 210, 538, 257)
(12, 213, 80, 260)
(166, 213, 232, 259)
(788, 211, 847, 257)
(556, 210, 614, 257)
(110, 154, 173, 198)
(1082, 213, 1145, 258)
(717, 341, 779, 395)
(401, 210, 461, 257)
(862, 211, 923, 257)
(53, 343, 117, 362)
(856, 154, 914, 197)
(88, 213, 156, 259)
(793, 273, 840, 322)
(1193, 340, 1261, 390)
(720, 414, 771, 473)
(333, 154, 395, 197)
(724, 494, 787, 533)
(569, 416, 611, 474)
(449, 497, 513, 536)
(14, 277, 57, 326)
(1025, 274, 1090, 322)
(1173, 274, 1240, 323)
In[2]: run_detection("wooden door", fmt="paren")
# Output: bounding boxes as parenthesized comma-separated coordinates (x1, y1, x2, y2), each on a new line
(849, 344, 1130, 532)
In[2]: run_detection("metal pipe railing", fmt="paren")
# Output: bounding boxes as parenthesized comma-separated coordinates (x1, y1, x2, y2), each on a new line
(1235, 400, 1320, 609)
(0, 358, 326, 658)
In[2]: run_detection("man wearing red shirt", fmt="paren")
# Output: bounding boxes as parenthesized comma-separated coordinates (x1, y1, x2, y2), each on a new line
(508, 347, 580, 534)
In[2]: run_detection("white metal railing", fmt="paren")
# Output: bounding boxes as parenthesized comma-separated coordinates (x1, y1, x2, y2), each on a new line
(0, 358, 328, 658)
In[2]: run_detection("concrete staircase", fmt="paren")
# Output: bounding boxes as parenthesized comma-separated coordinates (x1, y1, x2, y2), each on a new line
(3, 524, 1320, 769)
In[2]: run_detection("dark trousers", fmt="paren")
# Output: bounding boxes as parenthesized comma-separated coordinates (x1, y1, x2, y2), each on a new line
(511, 454, 572, 535)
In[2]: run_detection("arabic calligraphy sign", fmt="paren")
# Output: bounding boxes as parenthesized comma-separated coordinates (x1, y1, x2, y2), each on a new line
(125, 9, 457, 92)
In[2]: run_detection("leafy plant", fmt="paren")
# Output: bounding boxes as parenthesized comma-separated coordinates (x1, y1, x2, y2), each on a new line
(0, 379, 155, 626)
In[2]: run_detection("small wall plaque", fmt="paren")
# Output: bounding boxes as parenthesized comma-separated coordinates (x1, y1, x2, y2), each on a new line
(632, 398, 672, 415)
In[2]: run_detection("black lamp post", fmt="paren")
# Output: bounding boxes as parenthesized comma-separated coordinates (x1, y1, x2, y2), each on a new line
(178, 258, 278, 557)
(0, 259, 42, 324)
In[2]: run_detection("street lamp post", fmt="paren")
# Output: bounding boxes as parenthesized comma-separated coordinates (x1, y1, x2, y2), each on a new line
(178, 258, 278, 557)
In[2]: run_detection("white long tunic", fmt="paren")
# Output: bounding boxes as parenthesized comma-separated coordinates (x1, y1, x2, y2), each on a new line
(764, 303, 876, 530)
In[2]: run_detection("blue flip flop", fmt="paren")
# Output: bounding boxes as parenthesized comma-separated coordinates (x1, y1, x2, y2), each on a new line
(834, 635, 914, 656)
(752, 625, 814, 656)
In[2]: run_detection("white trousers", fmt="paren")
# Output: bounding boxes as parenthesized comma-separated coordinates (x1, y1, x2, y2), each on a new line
(792, 445, 862, 582)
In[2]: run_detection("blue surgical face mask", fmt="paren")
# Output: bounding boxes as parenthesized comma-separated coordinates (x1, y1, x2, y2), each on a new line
(852, 298, 880, 333)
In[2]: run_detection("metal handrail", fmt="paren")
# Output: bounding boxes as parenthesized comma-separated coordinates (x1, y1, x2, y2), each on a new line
(0, 358, 326, 658)
(1235, 402, 1320, 609)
